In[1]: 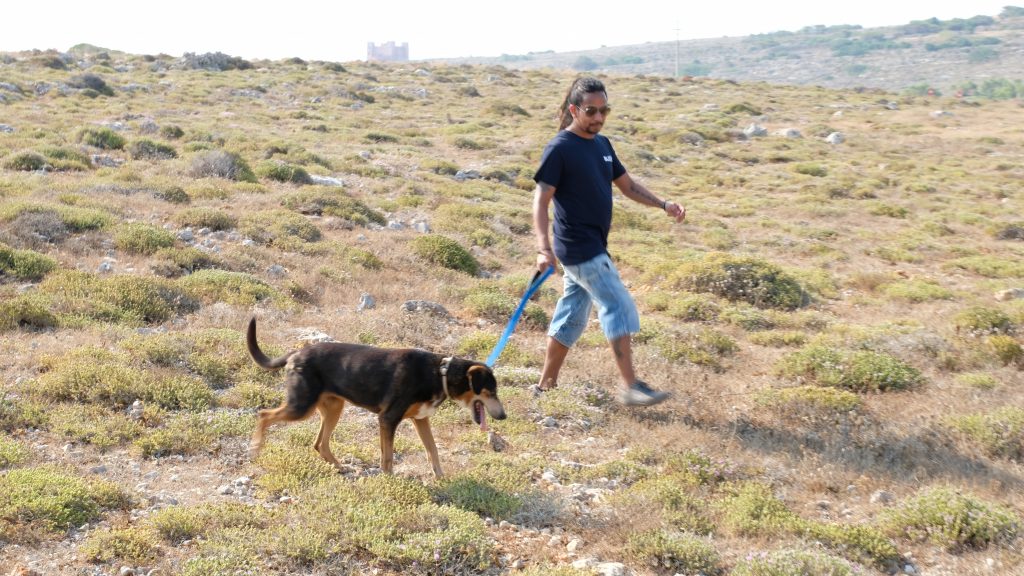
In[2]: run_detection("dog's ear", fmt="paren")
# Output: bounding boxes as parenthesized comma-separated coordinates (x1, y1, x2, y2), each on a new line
(467, 365, 490, 395)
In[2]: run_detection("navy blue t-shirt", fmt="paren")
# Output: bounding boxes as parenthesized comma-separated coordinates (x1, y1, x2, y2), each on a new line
(533, 131, 626, 265)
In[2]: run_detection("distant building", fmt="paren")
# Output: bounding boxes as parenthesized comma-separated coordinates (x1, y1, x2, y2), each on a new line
(367, 41, 409, 62)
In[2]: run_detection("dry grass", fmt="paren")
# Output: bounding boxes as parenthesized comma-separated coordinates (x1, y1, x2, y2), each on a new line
(0, 49, 1022, 575)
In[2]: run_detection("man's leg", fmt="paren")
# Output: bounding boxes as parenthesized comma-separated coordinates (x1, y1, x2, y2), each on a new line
(538, 337, 570, 390)
(610, 335, 637, 392)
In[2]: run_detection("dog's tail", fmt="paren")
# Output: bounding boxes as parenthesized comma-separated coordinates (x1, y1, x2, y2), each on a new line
(247, 317, 292, 370)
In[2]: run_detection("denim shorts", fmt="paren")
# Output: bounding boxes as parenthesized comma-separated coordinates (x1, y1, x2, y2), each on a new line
(548, 252, 640, 346)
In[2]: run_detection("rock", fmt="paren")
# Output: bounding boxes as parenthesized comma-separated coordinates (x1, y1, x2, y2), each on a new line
(454, 169, 481, 181)
(596, 561, 626, 576)
(995, 288, 1024, 301)
(539, 416, 558, 428)
(701, 103, 719, 111)
(357, 293, 376, 311)
(0, 124, 14, 133)
(177, 228, 194, 242)
(816, 500, 832, 510)
(510, 559, 525, 569)
(118, 568, 136, 576)
(266, 264, 287, 277)
(295, 328, 336, 344)
(572, 558, 599, 570)
(387, 220, 404, 230)
(904, 564, 917, 575)
(930, 110, 953, 118)
(309, 174, 344, 187)
(414, 68, 431, 76)
(359, 150, 373, 160)
(488, 430, 507, 452)
(91, 154, 123, 168)
(775, 128, 802, 139)
(217, 485, 234, 495)
(884, 101, 900, 110)
(90, 465, 108, 474)
(548, 535, 562, 547)
(401, 300, 451, 319)
(566, 538, 582, 553)
(128, 400, 145, 420)
(233, 476, 252, 486)
(97, 260, 114, 274)
(541, 470, 559, 484)
(743, 123, 768, 137)
(870, 490, 895, 505)
(825, 132, 845, 145)
(414, 221, 431, 233)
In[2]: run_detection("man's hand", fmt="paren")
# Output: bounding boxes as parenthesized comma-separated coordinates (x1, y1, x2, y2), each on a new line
(537, 249, 557, 272)
(664, 201, 686, 223)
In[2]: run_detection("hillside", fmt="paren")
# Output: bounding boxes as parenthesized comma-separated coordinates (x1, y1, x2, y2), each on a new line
(443, 7, 1024, 94)
(0, 47, 1023, 576)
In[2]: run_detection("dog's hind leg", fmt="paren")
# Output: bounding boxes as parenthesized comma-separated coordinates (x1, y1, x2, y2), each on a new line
(412, 418, 443, 478)
(313, 395, 345, 469)
(249, 403, 313, 460)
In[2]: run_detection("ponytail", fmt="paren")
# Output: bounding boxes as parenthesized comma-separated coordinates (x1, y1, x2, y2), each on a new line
(558, 77, 606, 131)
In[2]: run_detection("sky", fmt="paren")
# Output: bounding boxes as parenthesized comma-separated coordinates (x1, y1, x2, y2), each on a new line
(1, 1, 1015, 62)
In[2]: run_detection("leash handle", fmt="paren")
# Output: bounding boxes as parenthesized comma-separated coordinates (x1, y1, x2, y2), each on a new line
(485, 266, 554, 367)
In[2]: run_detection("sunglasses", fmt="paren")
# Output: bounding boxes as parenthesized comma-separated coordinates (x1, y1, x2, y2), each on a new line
(575, 104, 611, 117)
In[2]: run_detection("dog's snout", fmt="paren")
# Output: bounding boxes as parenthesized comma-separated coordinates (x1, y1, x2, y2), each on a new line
(488, 401, 507, 420)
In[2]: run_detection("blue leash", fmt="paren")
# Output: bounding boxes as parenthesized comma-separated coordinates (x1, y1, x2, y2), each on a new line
(485, 266, 555, 367)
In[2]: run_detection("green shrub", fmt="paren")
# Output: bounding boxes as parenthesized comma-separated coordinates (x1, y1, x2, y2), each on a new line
(364, 132, 398, 143)
(776, 344, 923, 392)
(749, 330, 807, 347)
(652, 327, 737, 370)
(625, 530, 721, 574)
(0, 294, 58, 331)
(412, 235, 479, 275)
(77, 127, 125, 150)
(955, 372, 1000, 390)
(987, 334, 1023, 365)
(0, 465, 130, 532)
(113, 223, 176, 255)
(80, 526, 159, 563)
(0, 434, 28, 468)
(151, 247, 221, 276)
(160, 125, 185, 139)
(280, 188, 386, 225)
(456, 331, 533, 366)
(0, 242, 58, 280)
(869, 203, 909, 218)
(947, 407, 1024, 461)
(178, 269, 279, 306)
(2, 150, 48, 171)
(0, 203, 113, 232)
(880, 487, 1019, 550)
(136, 412, 250, 457)
(754, 385, 862, 413)
(422, 158, 460, 175)
(188, 150, 257, 182)
(173, 207, 238, 231)
(255, 442, 345, 496)
(954, 306, 1014, 336)
(462, 284, 547, 328)
(794, 163, 828, 177)
(128, 139, 177, 160)
(41, 147, 91, 171)
(945, 255, 1024, 278)
(881, 279, 954, 302)
(47, 404, 142, 449)
(153, 185, 190, 204)
(613, 474, 714, 534)
(732, 549, 861, 576)
(39, 271, 195, 325)
(673, 253, 807, 310)
(719, 482, 800, 535)
(0, 396, 48, 433)
(256, 160, 312, 184)
(238, 209, 321, 246)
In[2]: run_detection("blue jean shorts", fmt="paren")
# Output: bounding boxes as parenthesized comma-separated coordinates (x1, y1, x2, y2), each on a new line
(548, 252, 640, 346)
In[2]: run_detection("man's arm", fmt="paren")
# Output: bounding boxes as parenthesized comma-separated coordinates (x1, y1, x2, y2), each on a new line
(533, 181, 558, 271)
(613, 172, 686, 223)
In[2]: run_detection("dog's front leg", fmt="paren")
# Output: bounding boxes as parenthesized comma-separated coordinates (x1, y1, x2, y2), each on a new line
(412, 418, 444, 478)
(378, 416, 401, 474)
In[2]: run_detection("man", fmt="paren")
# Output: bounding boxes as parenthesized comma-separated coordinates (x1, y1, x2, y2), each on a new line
(532, 77, 686, 407)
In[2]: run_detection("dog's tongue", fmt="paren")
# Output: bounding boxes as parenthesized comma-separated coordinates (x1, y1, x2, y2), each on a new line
(477, 402, 487, 432)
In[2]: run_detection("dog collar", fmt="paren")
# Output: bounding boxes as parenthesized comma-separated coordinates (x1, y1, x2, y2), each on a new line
(436, 357, 453, 407)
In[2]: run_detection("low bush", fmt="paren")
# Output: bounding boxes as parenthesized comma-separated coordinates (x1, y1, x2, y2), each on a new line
(256, 161, 312, 184)
(188, 150, 257, 182)
(776, 344, 924, 392)
(41, 147, 91, 171)
(0, 294, 58, 331)
(732, 549, 862, 576)
(0, 434, 28, 468)
(238, 210, 321, 247)
(0, 242, 58, 280)
(0, 465, 130, 533)
(280, 188, 385, 225)
(625, 530, 721, 575)
(754, 385, 862, 413)
(880, 487, 1019, 550)
(946, 407, 1024, 461)
(113, 223, 176, 255)
(672, 253, 808, 310)
(2, 150, 48, 171)
(412, 235, 479, 275)
(178, 269, 279, 306)
(39, 271, 195, 326)
(173, 207, 238, 231)
(128, 139, 177, 160)
(953, 306, 1014, 336)
(77, 127, 125, 150)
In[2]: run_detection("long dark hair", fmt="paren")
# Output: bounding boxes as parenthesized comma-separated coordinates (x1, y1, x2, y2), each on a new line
(558, 77, 606, 131)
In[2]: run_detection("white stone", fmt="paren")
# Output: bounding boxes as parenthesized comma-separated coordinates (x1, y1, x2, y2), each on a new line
(825, 132, 845, 145)
(995, 288, 1024, 301)
(566, 538, 582, 552)
(596, 562, 627, 576)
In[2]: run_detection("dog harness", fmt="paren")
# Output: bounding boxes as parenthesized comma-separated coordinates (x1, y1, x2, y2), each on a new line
(435, 356, 453, 407)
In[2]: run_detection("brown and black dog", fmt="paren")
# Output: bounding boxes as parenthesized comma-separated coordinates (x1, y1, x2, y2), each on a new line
(246, 317, 506, 477)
